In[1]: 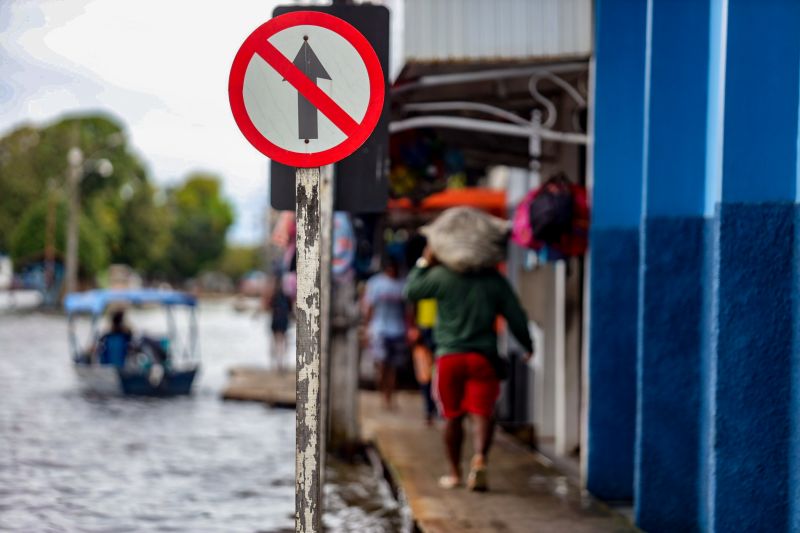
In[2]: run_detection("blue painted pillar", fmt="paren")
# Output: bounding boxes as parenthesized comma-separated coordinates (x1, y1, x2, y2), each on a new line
(635, 1, 711, 530)
(708, 1, 800, 531)
(585, 0, 646, 501)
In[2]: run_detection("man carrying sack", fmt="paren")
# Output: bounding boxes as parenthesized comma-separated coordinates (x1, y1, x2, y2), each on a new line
(404, 207, 533, 492)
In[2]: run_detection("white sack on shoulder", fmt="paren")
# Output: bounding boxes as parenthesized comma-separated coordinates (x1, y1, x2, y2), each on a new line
(420, 207, 509, 273)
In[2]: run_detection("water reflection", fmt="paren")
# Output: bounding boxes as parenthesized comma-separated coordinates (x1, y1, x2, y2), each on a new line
(0, 299, 401, 532)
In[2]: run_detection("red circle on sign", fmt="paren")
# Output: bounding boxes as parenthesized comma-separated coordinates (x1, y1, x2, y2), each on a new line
(228, 11, 385, 168)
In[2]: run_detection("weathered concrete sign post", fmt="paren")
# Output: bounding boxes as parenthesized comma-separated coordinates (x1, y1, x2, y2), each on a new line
(228, 11, 384, 532)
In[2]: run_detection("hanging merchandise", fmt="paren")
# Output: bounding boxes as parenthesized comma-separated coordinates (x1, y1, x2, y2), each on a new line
(511, 189, 540, 249)
(389, 130, 473, 202)
(553, 183, 589, 257)
(528, 174, 575, 244)
(511, 174, 590, 257)
(332, 213, 356, 277)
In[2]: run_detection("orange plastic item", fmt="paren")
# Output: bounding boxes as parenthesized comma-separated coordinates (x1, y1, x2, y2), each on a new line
(388, 188, 506, 218)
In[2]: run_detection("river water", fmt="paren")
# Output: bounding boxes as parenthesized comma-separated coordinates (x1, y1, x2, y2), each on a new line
(0, 299, 404, 532)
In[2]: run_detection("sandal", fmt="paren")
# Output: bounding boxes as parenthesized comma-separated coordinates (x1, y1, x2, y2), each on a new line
(438, 475, 461, 489)
(467, 460, 488, 492)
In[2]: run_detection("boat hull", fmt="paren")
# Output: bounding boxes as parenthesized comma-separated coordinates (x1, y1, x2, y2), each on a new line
(74, 365, 120, 395)
(74, 364, 198, 397)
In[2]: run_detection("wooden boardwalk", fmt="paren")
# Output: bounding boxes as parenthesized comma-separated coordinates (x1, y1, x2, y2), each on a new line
(360, 391, 638, 533)
(221, 368, 637, 532)
(221, 366, 295, 408)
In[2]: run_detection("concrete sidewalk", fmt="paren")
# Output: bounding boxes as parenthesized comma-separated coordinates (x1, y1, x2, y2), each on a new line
(361, 391, 637, 533)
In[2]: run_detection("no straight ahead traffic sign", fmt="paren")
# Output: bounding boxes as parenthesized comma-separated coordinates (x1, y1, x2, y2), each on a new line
(228, 11, 386, 533)
(228, 11, 385, 168)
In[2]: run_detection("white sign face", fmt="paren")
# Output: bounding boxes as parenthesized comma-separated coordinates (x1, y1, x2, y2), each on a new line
(229, 11, 385, 168)
(243, 25, 371, 154)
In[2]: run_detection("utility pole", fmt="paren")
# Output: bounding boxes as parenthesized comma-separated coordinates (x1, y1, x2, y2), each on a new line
(64, 144, 83, 296)
(44, 181, 57, 306)
(62, 127, 117, 298)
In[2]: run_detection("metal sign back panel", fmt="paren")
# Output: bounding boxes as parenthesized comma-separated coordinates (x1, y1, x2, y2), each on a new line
(270, 4, 390, 213)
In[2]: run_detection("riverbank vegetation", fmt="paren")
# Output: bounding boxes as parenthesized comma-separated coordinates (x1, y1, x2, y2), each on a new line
(0, 114, 246, 285)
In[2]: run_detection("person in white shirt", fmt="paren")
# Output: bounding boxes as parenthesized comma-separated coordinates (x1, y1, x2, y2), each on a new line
(363, 258, 408, 409)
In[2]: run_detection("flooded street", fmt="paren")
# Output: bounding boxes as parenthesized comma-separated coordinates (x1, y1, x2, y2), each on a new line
(0, 299, 403, 532)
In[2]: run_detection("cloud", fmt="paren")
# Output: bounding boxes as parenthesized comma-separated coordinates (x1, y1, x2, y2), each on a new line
(0, 0, 288, 244)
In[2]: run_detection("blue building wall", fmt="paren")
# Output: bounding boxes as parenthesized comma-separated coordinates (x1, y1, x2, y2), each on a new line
(635, 2, 712, 529)
(586, 229, 639, 500)
(706, 1, 800, 531)
(793, 207, 800, 533)
(591, 0, 647, 229)
(711, 204, 794, 532)
(588, 0, 800, 530)
(718, 1, 800, 205)
(641, 0, 709, 219)
(636, 219, 705, 532)
(585, 0, 647, 501)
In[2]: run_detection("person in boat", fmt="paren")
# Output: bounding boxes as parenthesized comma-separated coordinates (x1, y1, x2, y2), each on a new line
(97, 309, 133, 367)
(96, 310, 169, 369)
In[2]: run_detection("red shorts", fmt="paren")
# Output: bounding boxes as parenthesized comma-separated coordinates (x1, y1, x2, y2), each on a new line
(434, 353, 501, 419)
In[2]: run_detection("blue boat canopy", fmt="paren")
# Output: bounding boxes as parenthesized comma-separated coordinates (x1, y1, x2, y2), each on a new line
(64, 289, 197, 315)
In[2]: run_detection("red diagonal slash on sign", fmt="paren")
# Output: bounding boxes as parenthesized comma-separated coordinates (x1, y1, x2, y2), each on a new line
(251, 38, 359, 138)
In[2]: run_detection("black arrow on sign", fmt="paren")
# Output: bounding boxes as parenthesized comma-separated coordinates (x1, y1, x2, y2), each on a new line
(292, 39, 331, 140)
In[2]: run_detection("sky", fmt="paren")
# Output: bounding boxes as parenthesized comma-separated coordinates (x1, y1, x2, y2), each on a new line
(0, 0, 402, 245)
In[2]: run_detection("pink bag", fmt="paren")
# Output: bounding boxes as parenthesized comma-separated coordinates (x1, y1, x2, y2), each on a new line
(281, 272, 297, 302)
(511, 189, 542, 249)
(511, 184, 591, 256)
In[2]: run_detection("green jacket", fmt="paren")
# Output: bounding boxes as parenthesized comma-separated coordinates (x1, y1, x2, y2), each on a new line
(404, 265, 534, 359)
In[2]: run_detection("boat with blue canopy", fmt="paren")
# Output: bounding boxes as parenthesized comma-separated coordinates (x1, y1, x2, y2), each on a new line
(64, 289, 200, 396)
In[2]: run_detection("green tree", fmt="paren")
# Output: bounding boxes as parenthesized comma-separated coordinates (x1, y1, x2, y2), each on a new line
(0, 114, 166, 278)
(163, 174, 234, 280)
(1, 115, 239, 283)
(114, 183, 173, 277)
(0, 126, 42, 252)
(216, 245, 262, 282)
(10, 195, 108, 278)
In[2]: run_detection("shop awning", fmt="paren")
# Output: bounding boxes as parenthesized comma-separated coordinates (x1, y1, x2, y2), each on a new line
(387, 187, 506, 218)
(65, 289, 197, 315)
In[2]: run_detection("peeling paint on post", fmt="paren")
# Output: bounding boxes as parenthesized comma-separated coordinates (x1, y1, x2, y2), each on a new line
(295, 167, 322, 533)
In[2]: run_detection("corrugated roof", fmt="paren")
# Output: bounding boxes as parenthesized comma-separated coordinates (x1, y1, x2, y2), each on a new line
(404, 0, 593, 65)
